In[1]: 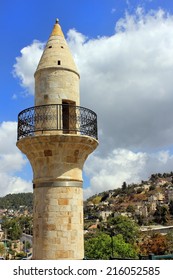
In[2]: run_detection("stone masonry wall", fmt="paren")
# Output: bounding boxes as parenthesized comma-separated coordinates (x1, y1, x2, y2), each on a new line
(33, 185, 83, 259)
(17, 134, 98, 259)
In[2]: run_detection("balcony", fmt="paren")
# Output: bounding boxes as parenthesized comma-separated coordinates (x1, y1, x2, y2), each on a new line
(17, 104, 98, 140)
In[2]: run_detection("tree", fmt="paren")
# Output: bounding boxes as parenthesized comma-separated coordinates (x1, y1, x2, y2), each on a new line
(0, 193, 33, 210)
(126, 205, 135, 214)
(92, 196, 102, 205)
(84, 232, 138, 259)
(114, 234, 138, 259)
(122, 182, 127, 192)
(84, 233, 112, 259)
(2, 218, 22, 240)
(18, 216, 33, 235)
(169, 200, 173, 215)
(107, 215, 139, 244)
(25, 240, 31, 250)
(149, 185, 156, 191)
(153, 205, 169, 225)
(139, 233, 169, 255)
(135, 214, 147, 226)
(2, 215, 33, 241)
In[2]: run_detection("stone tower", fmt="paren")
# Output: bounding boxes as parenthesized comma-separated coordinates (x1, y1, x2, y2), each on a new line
(16, 19, 98, 260)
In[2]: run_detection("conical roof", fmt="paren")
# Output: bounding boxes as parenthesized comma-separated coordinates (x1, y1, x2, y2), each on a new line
(35, 19, 79, 76)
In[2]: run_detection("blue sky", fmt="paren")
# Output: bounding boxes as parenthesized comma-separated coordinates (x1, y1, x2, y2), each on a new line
(1, 0, 173, 198)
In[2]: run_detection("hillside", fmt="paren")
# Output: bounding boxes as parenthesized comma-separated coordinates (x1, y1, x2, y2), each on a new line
(84, 172, 173, 226)
(0, 192, 33, 210)
(1, 173, 173, 260)
(1, 172, 173, 226)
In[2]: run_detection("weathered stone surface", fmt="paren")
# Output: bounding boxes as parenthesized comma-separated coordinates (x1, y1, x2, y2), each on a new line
(31, 184, 84, 259)
(17, 135, 98, 183)
(16, 20, 98, 260)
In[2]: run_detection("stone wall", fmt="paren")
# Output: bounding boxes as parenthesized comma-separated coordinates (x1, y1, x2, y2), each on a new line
(17, 134, 98, 259)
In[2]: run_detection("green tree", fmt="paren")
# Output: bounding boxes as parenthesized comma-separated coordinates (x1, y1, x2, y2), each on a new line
(169, 200, 173, 215)
(107, 215, 139, 244)
(112, 234, 138, 259)
(24, 240, 31, 250)
(84, 233, 111, 259)
(84, 232, 138, 259)
(0, 193, 33, 210)
(2, 218, 22, 240)
(18, 216, 33, 235)
(126, 205, 135, 214)
(122, 182, 127, 192)
(149, 185, 156, 191)
(92, 196, 102, 205)
(153, 205, 169, 225)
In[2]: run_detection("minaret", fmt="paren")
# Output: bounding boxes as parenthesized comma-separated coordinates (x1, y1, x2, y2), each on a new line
(16, 19, 98, 259)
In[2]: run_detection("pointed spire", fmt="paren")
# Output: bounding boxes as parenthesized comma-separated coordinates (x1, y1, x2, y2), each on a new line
(50, 18, 64, 37)
(35, 19, 79, 77)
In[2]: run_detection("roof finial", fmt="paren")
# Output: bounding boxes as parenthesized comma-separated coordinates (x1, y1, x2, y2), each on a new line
(56, 18, 59, 24)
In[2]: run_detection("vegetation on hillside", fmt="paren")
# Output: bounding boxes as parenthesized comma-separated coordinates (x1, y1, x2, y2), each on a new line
(85, 215, 140, 259)
(0, 193, 33, 210)
(1, 172, 173, 259)
(1, 216, 33, 240)
(85, 232, 138, 259)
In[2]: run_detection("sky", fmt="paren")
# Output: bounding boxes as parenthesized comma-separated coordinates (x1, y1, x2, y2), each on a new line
(1, 0, 173, 199)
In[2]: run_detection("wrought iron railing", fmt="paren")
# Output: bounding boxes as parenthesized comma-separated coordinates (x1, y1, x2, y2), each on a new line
(17, 104, 98, 140)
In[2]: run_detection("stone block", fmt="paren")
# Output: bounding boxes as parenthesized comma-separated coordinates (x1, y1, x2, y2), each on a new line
(58, 198, 69, 205)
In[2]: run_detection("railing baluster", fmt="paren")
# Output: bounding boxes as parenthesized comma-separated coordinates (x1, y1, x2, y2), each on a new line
(17, 104, 98, 140)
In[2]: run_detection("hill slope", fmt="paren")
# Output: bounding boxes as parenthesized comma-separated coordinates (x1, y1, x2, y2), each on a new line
(0, 192, 33, 210)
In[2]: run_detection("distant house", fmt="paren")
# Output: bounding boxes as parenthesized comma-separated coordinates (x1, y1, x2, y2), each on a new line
(157, 178, 169, 186)
(113, 211, 132, 218)
(148, 195, 157, 202)
(88, 220, 99, 230)
(0, 209, 7, 217)
(88, 224, 98, 230)
(149, 201, 157, 212)
(99, 210, 112, 221)
(140, 206, 148, 217)
(156, 192, 165, 201)
(142, 184, 150, 191)
(135, 205, 148, 217)
(85, 202, 94, 209)
(20, 233, 32, 246)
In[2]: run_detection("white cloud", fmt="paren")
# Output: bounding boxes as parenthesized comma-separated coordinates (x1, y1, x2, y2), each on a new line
(0, 122, 32, 197)
(67, 8, 173, 152)
(0, 121, 18, 155)
(13, 40, 44, 95)
(12, 8, 173, 198)
(84, 148, 173, 198)
(84, 149, 147, 197)
(0, 173, 32, 197)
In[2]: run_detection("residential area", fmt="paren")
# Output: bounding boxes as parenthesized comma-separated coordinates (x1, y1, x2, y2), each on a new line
(1, 172, 173, 259)
(0, 194, 33, 260)
(84, 172, 173, 226)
